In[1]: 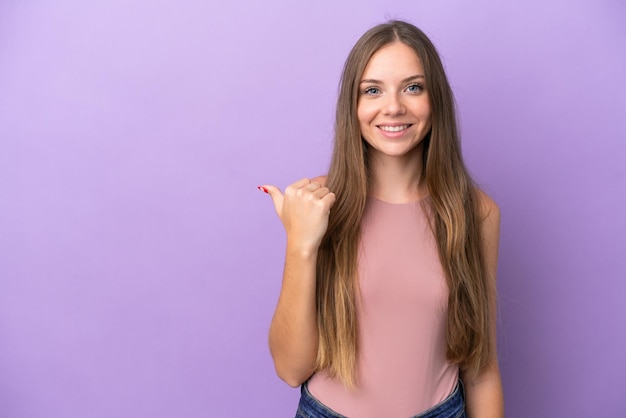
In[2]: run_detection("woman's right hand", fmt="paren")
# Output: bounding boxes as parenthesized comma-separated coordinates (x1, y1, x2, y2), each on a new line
(261, 177, 333, 386)
(260, 176, 336, 253)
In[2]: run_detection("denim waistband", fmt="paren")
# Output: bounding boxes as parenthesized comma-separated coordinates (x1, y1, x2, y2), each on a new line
(415, 379, 465, 418)
(296, 379, 466, 418)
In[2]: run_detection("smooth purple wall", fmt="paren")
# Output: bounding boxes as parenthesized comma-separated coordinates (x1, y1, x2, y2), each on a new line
(1, 1, 624, 417)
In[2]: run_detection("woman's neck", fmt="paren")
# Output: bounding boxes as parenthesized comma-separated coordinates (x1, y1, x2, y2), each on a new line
(367, 148, 426, 204)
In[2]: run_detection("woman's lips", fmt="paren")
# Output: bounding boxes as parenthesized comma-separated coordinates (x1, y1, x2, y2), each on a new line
(378, 124, 411, 132)
(377, 124, 412, 137)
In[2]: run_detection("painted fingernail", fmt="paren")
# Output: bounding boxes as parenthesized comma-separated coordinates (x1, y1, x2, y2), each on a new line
(257, 186, 268, 193)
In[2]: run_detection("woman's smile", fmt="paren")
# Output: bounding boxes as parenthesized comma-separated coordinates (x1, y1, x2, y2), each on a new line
(378, 124, 412, 132)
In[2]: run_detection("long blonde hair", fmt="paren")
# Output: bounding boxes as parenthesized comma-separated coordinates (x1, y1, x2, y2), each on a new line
(315, 20, 494, 388)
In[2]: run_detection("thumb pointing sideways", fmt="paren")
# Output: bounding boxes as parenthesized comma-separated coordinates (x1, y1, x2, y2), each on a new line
(258, 185, 283, 215)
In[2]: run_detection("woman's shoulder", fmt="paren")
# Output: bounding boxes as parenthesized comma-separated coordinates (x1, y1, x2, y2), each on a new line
(474, 187, 500, 224)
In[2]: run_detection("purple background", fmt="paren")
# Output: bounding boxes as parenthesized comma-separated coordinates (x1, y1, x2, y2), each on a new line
(1, 1, 624, 417)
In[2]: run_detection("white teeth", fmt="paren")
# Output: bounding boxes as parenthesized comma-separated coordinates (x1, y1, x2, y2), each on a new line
(379, 125, 409, 132)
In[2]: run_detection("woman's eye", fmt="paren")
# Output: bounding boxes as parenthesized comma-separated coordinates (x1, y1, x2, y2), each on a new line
(363, 87, 381, 95)
(406, 84, 423, 93)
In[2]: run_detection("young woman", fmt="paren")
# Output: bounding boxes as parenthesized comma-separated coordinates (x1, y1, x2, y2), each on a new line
(259, 20, 504, 418)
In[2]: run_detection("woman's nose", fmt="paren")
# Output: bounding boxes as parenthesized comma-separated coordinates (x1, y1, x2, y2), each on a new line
(383, 94, 406, 115)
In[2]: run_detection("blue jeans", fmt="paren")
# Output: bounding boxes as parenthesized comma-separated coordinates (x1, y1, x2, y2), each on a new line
(295, 380, 466, 418)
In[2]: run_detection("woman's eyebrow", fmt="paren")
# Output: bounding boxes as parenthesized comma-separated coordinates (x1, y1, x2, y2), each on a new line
(359, 75, 425, 84)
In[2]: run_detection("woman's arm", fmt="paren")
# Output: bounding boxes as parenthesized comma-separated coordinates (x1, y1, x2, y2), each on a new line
(462, 190, 505, 417)
(261, 177, 335, 387)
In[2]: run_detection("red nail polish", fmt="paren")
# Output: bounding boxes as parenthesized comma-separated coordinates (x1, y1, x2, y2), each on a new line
(257, 186, 268, 193)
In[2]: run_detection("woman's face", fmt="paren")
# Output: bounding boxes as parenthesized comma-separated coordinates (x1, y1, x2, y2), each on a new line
(357, 42, 432, 162)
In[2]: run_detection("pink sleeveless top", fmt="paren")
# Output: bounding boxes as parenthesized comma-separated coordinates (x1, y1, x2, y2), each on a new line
(307, 197, 458, 417)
